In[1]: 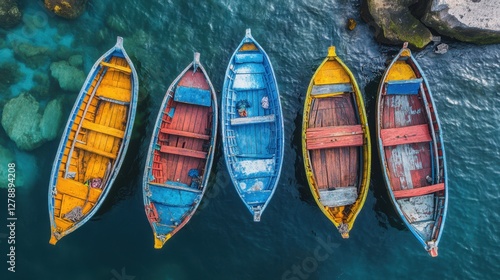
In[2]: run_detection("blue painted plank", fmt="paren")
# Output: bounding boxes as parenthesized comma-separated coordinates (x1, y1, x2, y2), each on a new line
(174, 86, 211, 107)
(242, 190, 272, 204)
(235, 53, 264, 64)
(386, 78, 423, 95)
(234, 63, 265, 74)
(148, 184, 199, 207)
(230, 114, 275, 125)
(233, 73, 266, 90)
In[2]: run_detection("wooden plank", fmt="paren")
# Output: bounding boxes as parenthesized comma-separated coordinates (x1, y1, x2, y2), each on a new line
(160, 145, 207, 159)
(393, 183, 445, 199)
(56, 178, 102, 203)
(74, 142, 117, 159)
(82, 120, 125, 138)
(381, 124, 431, 146)
(101, 61, 131, 74)
(306, 125, 364, 150)
(96, 85, 131, 103)
(148, 181, 201, 193)
(160, 128, 210, 140)
(231, 114, 275, 125)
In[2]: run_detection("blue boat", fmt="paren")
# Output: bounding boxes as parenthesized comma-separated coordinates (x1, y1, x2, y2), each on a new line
(48, 37, 138, 245)
(143, 53, 218, 249)
(376, 43, 448, 257)
(221, 29, 284, 221)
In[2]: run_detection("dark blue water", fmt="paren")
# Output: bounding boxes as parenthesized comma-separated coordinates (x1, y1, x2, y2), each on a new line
(1, 1, 499, 279)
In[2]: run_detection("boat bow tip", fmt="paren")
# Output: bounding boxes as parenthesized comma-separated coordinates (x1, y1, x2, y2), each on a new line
(245, 28, 252, 38)
(49, 234, 59, 245)
(116, 36, 124, 48)
(327, 46, 336, 57)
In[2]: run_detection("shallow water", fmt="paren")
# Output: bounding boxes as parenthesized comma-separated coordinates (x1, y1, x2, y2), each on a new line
(1, 0, 499, 279)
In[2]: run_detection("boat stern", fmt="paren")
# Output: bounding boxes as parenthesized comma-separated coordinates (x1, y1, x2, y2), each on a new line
(153, 233, 172, 249)
(49, 232, 60, 245)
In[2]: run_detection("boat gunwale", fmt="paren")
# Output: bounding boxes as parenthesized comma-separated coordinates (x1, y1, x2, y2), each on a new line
(221, 29, 285, 219)
(48, 37, 139, 243)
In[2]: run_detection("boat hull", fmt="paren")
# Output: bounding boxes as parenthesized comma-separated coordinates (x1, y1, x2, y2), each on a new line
(48, 37, 138, 245)
(221, 29, 284, 221)
(302, 46, 371, 238)
(376, 43, 448, 257)
(143, 53, 217, 249)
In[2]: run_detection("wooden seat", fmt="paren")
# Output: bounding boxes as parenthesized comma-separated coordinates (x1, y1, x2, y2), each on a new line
(380, 124, 431, 146)
(74, 142, 117, 159)
(231, 114, 275, 126)
(160, 128, 210, 140)
(56, 177, 102, 203)
(82, 120, 125, 139)
(96, 85, 131, 103)
(101, 61, 131, 74)
(160, 145, 207, 159)
(311, 83, 353, 95)
(393, 183, 445, 199)
(385, 78, 422, 95)
(148, 181, 201, 193)
(306, 125, 364, 150)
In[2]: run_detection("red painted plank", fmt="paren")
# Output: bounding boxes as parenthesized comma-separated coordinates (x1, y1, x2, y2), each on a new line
(161, 128, 210, 140)
(381, 124, 431, 146)
(393, 183, 444, 199)
(160, 145, 207, 159)
(306, 125, 364, 150)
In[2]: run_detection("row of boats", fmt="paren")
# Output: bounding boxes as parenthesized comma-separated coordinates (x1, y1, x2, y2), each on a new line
(47, 30, 448, 257)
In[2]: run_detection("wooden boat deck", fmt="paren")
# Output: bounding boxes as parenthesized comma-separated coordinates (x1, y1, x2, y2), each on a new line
(307, 94, 360, 190)
(52, 55, 133, 234)
(152, 69, 213, 186)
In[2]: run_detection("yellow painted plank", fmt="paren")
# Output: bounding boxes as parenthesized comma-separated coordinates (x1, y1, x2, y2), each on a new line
(101, 61, 132, 74)
(56, 177, 102, 203)
(82, 120, 125, 138)
(54, 217, 74, 231)
(385, 61, 416, 81)
(314, 61, 351, 85)
(96, 85, 131, 103)
(74, 142, 117, 159)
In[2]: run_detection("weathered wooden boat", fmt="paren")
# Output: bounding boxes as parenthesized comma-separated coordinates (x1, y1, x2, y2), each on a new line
(143, 53, 217, 249)
(376, 42, 448, 257)
(302, 46, 371, 238)
(48, 37, 138, 245)
(221, 29, 284, 221)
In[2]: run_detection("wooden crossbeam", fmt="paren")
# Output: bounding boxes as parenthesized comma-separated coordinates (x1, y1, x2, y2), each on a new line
(160, 128, 210, 140)
(393, 183, 445, 199)
(74, 142, 117, 159)
(101, 61, 131, 74)
(381, 124, 431, 146)
(306, 125, 364, 149)
(160, 145, 207, 159)
(82, 120, 125, 138)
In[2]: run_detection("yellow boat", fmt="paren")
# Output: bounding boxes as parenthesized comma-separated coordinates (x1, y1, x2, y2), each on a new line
(302, 46, 371, 238)
(48, 37, 138, 245)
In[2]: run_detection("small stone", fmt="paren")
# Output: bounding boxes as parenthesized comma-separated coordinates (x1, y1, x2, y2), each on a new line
(434, 43, 448, 54)
(347, 18, 357, 31)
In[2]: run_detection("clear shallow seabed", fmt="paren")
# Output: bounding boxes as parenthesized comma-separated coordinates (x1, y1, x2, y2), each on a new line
(0, 0, 499, 279)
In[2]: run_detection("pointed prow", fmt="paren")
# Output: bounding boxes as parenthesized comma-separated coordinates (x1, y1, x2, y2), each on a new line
(193, 52, 200, 73)
(327, 46, 336, 57)
(246, 28, 252, 38)
(49, 234, 59, 245)
(116, 36, 124, 48)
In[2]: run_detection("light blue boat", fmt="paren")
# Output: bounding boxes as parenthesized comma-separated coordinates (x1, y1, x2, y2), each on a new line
(221, 29, 284, 221)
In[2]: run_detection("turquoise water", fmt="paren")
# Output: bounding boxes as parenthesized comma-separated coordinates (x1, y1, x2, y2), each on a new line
(1, 0, 500, 279)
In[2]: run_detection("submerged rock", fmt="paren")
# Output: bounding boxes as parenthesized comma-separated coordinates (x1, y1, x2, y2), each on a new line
(0, 0, 22, 29)
(1, 93, 63, 151)
(50, 60, 86, 92)
(361, 0, 433, 48)
(422, 0, 500, 44)
(44, 0, 88, 19)
(347, 18, 357, 31)
(11, 41, 50, 68)
(0, 62, 23, 94)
